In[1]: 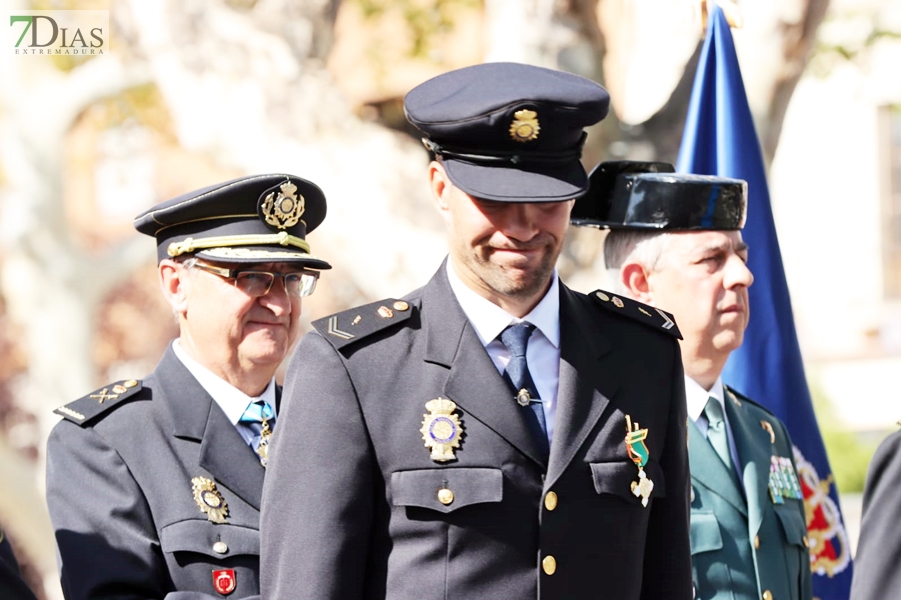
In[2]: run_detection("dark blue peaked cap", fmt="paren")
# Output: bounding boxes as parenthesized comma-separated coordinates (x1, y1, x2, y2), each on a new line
(404, 62, 610, 202)
(134, 174, 331, 268)
(572, 161, 747, 231)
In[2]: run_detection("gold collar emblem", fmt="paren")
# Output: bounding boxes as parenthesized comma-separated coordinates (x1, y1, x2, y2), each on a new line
(261, 181, 305, 230)
(509, 109, 540, 143)
(191, 476, 229, 523)
(420, 398, 463, 462)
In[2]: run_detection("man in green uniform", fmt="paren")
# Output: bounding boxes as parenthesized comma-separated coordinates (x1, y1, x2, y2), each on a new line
(573, 162, 813, 600)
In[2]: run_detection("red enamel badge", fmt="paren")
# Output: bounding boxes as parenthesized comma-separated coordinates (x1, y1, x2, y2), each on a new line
(212, 569, 236, 596)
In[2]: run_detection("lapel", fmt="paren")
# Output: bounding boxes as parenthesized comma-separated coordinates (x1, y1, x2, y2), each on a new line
(423, 265, 548, 468)
(688, 417, 747, 515)
(545, 285, 616, 487)
(724, 388, 771, 535)
(159, 346, 266, 510)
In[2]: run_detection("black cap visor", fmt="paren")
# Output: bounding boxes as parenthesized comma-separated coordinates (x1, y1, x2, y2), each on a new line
(443, 157, 587, 203)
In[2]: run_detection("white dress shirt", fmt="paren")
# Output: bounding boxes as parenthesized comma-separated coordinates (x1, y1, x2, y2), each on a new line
(446, 260, 561, 443)
(685, 374, 742, 477)
(173, 339, 277, 446)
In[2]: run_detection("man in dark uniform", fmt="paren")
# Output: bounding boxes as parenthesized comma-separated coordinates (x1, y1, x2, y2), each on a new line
(850, 427, 901, 600)
(1, 527, 37, 600)
(573, 162, 813, 600)
(46, 175, 331, 600)
(261, 63, 692, 600)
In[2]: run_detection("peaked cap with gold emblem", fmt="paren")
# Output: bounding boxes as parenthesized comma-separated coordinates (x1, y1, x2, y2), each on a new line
(404, 62, 610, 202)
(133, 174, 331, 268)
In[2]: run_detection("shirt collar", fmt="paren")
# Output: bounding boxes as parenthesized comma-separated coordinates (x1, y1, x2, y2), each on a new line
(172, 339, 277, 425)
(445, 259, 560, 349)
(684, 374, 725, 423)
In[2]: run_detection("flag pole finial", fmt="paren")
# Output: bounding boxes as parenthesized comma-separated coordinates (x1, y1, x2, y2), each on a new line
(701, 0, 745, 34)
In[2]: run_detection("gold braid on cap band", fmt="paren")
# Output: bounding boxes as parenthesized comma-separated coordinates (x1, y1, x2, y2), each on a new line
(167, 231, 311, 257)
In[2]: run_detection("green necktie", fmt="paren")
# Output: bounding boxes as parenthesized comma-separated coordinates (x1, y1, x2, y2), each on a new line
(703, 397, 734, 473)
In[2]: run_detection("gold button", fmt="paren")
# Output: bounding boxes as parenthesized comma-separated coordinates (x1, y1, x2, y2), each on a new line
(437, 488, 454, 505)
(596, 291, 610, 302)
(754, 535, 760, 550)
(802, 536, 809, 548)
(124, 379, 138, 388)
(393, 300, 409, 311)
(762, 591, 773, 600)
(544, 491, 558, 511)
(213, 541, 228, 554)
(542, 555, 557, 575)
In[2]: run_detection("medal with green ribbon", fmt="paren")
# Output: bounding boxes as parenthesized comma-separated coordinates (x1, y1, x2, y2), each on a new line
(625, 415, 654, 507)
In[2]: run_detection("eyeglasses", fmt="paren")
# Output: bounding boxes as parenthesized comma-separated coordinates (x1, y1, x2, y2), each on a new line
(190, 261, 320, 298)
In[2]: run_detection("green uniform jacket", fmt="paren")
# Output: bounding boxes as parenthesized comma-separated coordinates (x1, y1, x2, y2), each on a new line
(689, 388, 812, 600)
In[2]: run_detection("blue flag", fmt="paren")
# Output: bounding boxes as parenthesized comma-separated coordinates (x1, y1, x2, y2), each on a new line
(676, 6, 853, 597)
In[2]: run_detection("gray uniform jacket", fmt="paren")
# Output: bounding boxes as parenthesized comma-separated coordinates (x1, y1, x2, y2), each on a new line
(261, 266, 692, 600)
(46, 346, 266, 600)
(1, 528, 37, 600)
(689, 388, 812, 600)
(850, 428, 901, 600)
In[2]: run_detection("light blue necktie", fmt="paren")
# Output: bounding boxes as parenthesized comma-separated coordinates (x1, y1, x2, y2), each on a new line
(239, 399, 275, 466)
(500, 323, 549, 459)
(704, 397, 734, 473)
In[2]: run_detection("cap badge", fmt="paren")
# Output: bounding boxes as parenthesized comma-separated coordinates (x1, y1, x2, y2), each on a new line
(625, 414, 654, 507)
(420, 398, 463, 462)
(191, 476, 229, 523)
(509, 109, 540, 143)
(261, 181, 305, 230)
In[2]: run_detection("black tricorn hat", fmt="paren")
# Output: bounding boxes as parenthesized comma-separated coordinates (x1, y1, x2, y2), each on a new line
(571, 161, 747, 230)
(134, 174, 331, 268)
(404, 62, 610, 203)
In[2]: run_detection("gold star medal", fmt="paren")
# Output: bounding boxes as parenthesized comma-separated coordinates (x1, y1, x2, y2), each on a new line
(191, 476, 229, 523)
(625, 415, 654, 507)
(420, 398, 463, 462)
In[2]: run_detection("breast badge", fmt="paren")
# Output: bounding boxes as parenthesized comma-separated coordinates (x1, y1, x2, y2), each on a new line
(212, 568, 237, 595)
(191, 476, 229, 524)
(420, 398, 463, 462)
(625, 415, 654, 507)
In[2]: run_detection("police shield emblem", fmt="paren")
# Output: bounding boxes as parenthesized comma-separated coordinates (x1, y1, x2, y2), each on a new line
(212, 568, 236, 595)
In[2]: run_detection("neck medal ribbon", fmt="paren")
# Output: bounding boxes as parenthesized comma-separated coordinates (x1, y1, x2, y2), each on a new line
(625, 415, 654, 507)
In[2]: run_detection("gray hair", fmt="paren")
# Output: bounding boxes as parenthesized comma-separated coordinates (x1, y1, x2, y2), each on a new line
(603, 230, 672, 296)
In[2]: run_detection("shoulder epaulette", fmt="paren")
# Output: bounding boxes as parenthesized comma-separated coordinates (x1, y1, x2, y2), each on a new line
(724, 386, 774, 415)
(312, 298, 415, 351)
(54, 379, 144, 426)
(590, 289, 682, 339)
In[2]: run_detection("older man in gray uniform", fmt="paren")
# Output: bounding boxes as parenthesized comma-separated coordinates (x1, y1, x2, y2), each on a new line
(261, 63, 692, 600)
(46, 175, 330, 600)
(573, 162, 813, 600)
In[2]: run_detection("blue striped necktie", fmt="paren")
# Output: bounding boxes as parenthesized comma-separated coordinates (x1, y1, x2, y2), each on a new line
(500, 322, 549, 459)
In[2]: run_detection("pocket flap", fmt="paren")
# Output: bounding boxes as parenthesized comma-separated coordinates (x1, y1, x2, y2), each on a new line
(690, 511, 724, 554)
(590, 459, 666, 502)
(391, 468, 503, 514)
(774, 505, 808, 546)
(160, 520, 259, 557)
